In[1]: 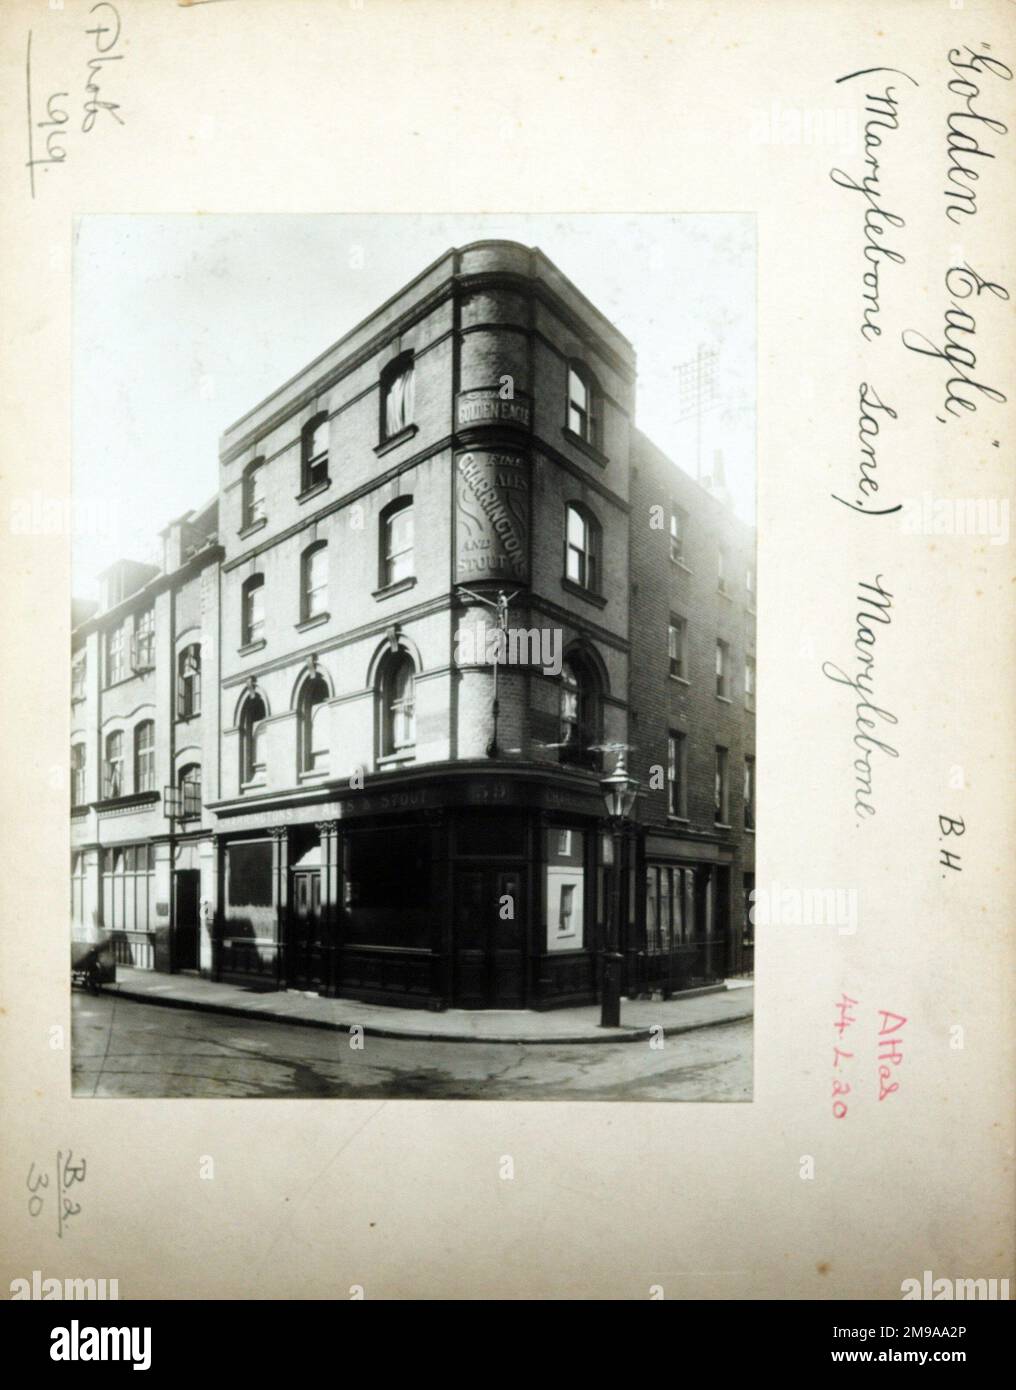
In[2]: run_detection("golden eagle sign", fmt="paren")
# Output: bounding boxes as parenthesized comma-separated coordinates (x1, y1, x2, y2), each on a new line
(454, 449, 530, 584)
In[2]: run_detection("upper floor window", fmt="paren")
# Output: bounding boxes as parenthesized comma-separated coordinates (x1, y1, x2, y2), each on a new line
(301, 542, 329, 622)
(717, 546, 729, 594)
(106, 621, 128, 685)
(745, 655, 756, 712)
(670, 506, 687, 563)
(242, 574, 265, 647)
(104, 731, 124, 799)
(565, 503, 600, 592)
(71, 743, 87, 808)
(380, 499, 414, 588)
(746, 564, 755, 603)
(178, 644, 201, 718)
(179, 762, 202, 818)
(302, 415, 329, 492)
(298, 673, 330, 774)
(559, 653, 602, 770)
(567, 364, 600, 450)
(714, 745, 730, 825)
(716, 639, 730, 699)
(378, 651, 416, 757)
(239, 690, 267, 785)
(668, 730, 687, 818)
(668, 616, 687, 680)
(134, 720, 155, 794)
(71, 656, 86, 701)
(381, 355, 414, 441)
(133, 609, 155, 670)
(244, 459, 266, 528)
(744, 755, 756, 831)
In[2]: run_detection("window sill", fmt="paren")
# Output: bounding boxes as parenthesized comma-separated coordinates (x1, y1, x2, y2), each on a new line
(745, 701, 755, 714)
(669, 674, 690, 686)
(561, 576, 607, 608)
(238, 517, 268, 541)
(561, 427, 608, 467)
(238, 639, 267, 657)
(176, 710, 202, 724)
(94, 791, 161, 812)
(299, 769, 329, 783)
(714, 821, 732, 831)
(240, 776, 266, 793)
(377, 751, 415, 769)
(374, 423, 418, 458)
(296, 478, 331, 506)
(670, 557, 692, 574)
(103, 674, 141, 691)
(372, 576, 416, 602)
(667, 815, 690, 825)
(71, 694, 86, 706)
(718, 586, 732, 601)
(295, 611, 329, 633)
(716, 694, 733, 705)
(745, 826, 756, 835)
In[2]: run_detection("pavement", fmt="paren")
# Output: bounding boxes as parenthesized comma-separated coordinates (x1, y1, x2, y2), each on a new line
(102, 966, 754, 1044)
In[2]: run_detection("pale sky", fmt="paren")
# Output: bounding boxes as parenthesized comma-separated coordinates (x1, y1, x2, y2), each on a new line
(73, 214, 755, 597)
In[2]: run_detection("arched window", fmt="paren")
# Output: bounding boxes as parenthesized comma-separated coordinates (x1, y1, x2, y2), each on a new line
(242, 574, 265, 646)
(380, 354, 415, 441)
(239, 691, 267, 785)
(302, 414, 329, 492)
(301, 542, 329, 622)
(567, 363, 600, 449)
(71, 743, 87, 807)
(178, 762, 202, 817)
(177, 643, 201, 717)
(559, 654, 602, 770)
(104, 730, 124, 798)
(565, 503, 601, 592)
(379, 651, 416, 757)
(134, 720, 155, 793)
(298, 673, 330, 774)
(380, 498, 414, 588)
(243, 459, 266, 528)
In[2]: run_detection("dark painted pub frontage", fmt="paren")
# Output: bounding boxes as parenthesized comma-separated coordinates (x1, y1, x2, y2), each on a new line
(211, 763, 740, 1011)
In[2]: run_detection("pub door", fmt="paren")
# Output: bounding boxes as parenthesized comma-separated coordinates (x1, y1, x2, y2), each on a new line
(173, 869, 200, 971)
(288, 868, 323, 991)
(453, 866, 526, 1008)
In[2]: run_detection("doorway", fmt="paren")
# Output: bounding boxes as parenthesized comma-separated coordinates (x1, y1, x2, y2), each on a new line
(453, 866, 526, 1008)
(288, 867, 323, 991)
(174, 869, 200, 971)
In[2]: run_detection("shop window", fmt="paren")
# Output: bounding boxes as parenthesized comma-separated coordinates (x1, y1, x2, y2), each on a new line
(299, 673, 330, 774)
(380, 498, 414, 588)
(239, 691, 267, 785)
(378, 650, 415, 757)
(566, 363, 601, 449)
(564, 503, 600, 592)
(178, 644, 201, 718)
(179, 763, 201, 818)
(301, 414, 329, 492)
(344, 827, 432, 949)
(380, 354, 414, 441)
(242, 574, 265, 646)
(559, 654, 601, 770)
(71, 742, 87, 808)
(134, 720, 155, 794)
(104, 731, 124, 798)
(227, 841, 273, 907)
(243, 459, 266, 528)
(101, 842, 154, 932)
(301, 541, 329, 621)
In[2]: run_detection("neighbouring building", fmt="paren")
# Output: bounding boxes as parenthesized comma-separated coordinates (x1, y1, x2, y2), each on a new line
(71, 240, 755, 1011)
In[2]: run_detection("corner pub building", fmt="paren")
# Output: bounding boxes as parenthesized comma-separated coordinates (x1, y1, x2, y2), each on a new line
(71, 241, 756, 1012)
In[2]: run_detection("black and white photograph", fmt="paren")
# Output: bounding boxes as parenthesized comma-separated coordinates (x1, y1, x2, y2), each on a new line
(69, 215, 756, 1100)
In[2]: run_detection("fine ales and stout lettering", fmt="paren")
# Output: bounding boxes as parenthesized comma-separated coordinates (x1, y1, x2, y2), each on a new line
(823, 47, 1010, 822)
(25, 3, 124, 198)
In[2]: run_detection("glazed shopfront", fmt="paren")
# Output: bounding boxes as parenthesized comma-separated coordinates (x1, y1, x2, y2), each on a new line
(210, 764, 643, 1011)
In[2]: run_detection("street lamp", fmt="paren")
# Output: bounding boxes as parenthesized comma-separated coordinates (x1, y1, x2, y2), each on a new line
(599, 749, 639, 1028)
